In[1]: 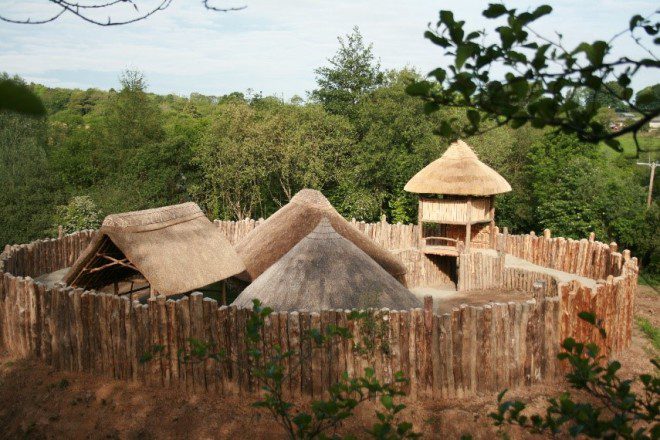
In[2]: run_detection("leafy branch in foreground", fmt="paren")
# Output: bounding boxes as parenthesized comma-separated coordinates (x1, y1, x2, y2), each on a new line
(407, 3, 659, 156)
(141, 299, 419, 439)
(490, 312, 659, 439)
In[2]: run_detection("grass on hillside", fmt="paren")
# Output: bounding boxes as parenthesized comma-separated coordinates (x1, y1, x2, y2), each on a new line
(639, 271, 660, 288)
(599, 132, 660, 160)
(635, 316, 660, 351)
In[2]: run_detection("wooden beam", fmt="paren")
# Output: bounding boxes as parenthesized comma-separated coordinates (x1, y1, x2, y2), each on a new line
(96, 253, 138, 271)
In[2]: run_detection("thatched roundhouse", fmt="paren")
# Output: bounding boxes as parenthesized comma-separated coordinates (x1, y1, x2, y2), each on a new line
(234, 189, 406, 282)
(64, 202, 245, 296)
(233, 218, 420, 311)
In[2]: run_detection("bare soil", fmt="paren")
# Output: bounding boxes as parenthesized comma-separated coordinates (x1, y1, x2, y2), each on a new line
(1, 285, 657, 439)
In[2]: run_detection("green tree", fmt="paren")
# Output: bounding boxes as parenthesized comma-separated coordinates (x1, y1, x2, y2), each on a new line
(0, 73, 46, 117)
(311, 26, 384, 120)
(583, 81, 629, 112)
(0, 111, 59, 245)
(336, 70, 443, 222)
(190, 99, 353, 220)
(102, 70, 164, 157)
(635, 84, 660, 114)
(54, 195, 102, 234)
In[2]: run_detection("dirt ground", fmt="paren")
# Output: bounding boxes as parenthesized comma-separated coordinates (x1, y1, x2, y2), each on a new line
(412, 286, 533, 314)
(0, 285, 657, 440)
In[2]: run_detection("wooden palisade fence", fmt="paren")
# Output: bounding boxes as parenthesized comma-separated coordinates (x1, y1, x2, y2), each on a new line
(0, 221, 637, 399)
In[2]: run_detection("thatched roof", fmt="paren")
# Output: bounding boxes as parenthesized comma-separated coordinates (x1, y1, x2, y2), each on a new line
(234, 189, 407, 282)
(404, 140, 512, 196)
(64, 203, 245, 296)
(232, 219, 420, 311)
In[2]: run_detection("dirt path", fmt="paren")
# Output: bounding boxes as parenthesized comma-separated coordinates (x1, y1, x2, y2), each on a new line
(0, 285, 656, 439)
(477, 249, 597, 288)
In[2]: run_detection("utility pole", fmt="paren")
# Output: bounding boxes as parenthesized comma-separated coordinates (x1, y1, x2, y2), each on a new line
(637, 157, 658, 208)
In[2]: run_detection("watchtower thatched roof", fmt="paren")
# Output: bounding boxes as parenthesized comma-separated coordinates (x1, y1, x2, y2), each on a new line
(232, 218, 420, 312)
(404, 140, 511, 196)
(64, 202, 245, 296)
(234, 189, 407, 282)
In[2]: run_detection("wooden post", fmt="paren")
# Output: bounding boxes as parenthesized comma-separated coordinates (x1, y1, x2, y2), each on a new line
(533, 280, 546, 304)
(57, 225, 63, 240)
(417, 198, 424, 247)
(465, 197, 472, 252)
(489, 196, 496, 248)
(502, 227, 509, 254)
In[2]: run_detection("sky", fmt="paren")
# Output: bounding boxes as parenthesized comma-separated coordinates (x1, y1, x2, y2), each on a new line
(0, 0, 657, 99)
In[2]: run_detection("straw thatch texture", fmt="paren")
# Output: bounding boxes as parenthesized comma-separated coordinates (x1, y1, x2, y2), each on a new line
(234, 189, 407, 281)
(233, 218, 420, 311)
(64, 203, 245, 295)
(404, 140, 512, 196)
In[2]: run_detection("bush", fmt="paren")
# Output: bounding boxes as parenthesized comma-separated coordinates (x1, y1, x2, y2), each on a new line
(490, 312, 659, 439)
(54, 195, 102, 234)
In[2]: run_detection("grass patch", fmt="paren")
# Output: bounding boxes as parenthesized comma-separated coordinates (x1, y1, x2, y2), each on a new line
(639, 271, 660, 289)
(635, 317, 660, 351)
(599, 132, 660, 160)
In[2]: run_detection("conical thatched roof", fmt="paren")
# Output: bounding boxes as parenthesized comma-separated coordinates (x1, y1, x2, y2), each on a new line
(234, 189, 407, 282)
(232, 219, 420, 311)
(404, 140, 511, 196)
(64, 203, 245, 296)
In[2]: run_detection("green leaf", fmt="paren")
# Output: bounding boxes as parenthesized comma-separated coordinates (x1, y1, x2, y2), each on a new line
(467, 109, 481, 126)
(629, 14, 644, 31)
(380, 394, 394, 410)
(293, 412, 312, 429)
(483, 4, 508, 19)
(577, 311, 596, 325)
(497, 26, 515, 48)
(405, 81, 433, 96)
(588, 41, 608, 65)
(0, 79, 46, 117)
(439, 10, 455, 25)
(424, 30, 450, 48)
(531, 5, 552, 20)
(423, 101, 440, 114)
(428, 67, 446, 82)
(455, 44, 474, 69)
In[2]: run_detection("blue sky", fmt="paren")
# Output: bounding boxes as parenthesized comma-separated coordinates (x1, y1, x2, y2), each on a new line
(0, 0, 657, 98)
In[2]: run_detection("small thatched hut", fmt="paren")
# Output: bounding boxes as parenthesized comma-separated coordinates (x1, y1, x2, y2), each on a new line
(232, 218, 420, 311)
(234, 189, 406, 282)
(404, 140, 511, 254)
(64, 202, 245, 296)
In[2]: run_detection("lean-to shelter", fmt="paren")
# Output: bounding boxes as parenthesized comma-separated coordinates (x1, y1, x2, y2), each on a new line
(64, 202, 245, 296)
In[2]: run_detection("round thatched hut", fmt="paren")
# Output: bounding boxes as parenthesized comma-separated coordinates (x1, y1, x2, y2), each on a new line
(404, 140, 511, 254)
(232, 218, 420, 311)
(234, 189, 406, 282)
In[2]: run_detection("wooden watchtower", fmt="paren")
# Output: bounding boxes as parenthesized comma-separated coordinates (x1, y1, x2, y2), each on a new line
(404, 140, 511, 256)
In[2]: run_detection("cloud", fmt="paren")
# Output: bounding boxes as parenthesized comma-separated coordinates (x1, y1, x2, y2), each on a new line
(0, 0, 657, 97)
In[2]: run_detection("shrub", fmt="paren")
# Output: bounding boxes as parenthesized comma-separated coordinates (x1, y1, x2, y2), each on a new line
(54, 195, 102, 234)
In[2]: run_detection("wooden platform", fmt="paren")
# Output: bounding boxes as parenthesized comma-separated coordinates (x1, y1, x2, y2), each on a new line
(421, 245, 459, 256)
